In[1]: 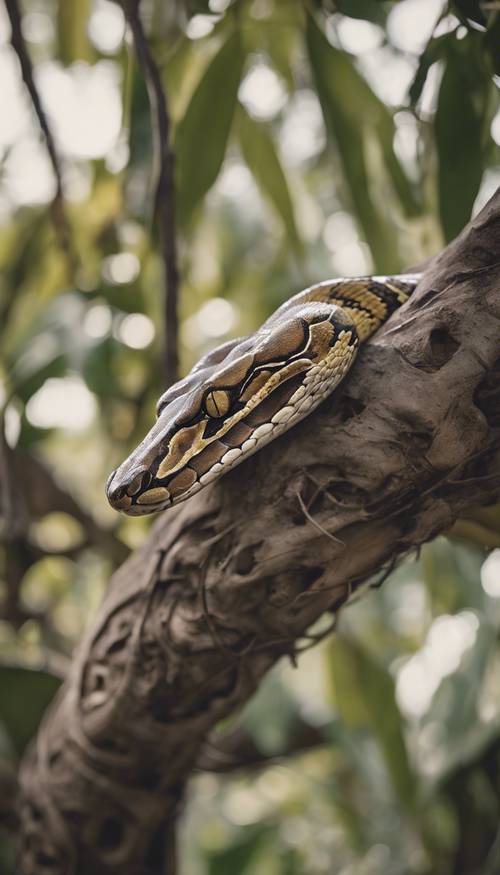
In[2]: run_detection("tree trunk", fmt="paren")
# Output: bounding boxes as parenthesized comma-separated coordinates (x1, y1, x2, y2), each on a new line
(17, 189, 500, 874)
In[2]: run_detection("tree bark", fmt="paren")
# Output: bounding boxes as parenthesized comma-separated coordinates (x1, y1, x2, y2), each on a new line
(17, 190, 500, 874)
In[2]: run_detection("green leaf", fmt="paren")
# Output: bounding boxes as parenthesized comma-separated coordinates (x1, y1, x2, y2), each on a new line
(335, 0, 388, 25)
(376, 112, 421, 218)
(485, 15, 500, 76)
(237, 105, 302, 254)
(328, 635, 417, 811)
(9, 351, 66, 403)
(409, 34, 451, 107)
(127, 67, 154, 220)
(429, 623, 495, 738)
(305, 13, 418, 271)
(207, 827, 268, 875)
(0, 664, 62, 757)
(435, 47, 484, 241)
(175, 31, 245, 226)
(239, 669, 299, 756)
(422, 539, 485, 614)
(82, 336, 120, 399)
(57, 0, 93, 65)
(451, 0, 487, 26)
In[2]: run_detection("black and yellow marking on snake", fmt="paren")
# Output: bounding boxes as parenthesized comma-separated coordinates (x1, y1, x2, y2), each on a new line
(106, 274, 420, 515)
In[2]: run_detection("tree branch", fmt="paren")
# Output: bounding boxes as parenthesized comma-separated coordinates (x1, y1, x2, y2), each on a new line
(124, 0, 179, 387)
(196, 721, 327, 773)
(17, 190, 500, 874)
(4, 0, 74, 270)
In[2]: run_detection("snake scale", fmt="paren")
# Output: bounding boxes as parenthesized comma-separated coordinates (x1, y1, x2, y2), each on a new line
(106, 274, 420, 515)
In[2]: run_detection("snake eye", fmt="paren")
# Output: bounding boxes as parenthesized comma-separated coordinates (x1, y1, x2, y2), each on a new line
(204, 389, 231, 418)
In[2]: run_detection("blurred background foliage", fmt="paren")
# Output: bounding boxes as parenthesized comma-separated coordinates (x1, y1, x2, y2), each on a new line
(0, 0, 499, 872)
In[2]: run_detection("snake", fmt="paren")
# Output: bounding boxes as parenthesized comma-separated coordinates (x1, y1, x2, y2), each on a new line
(106, 274, 420, 516)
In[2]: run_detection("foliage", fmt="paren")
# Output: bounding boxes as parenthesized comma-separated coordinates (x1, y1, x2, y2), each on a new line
(0, 0, 499, 872)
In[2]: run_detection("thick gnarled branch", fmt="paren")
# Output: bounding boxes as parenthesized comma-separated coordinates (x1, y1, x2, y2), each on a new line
(17, 190, 500, 875)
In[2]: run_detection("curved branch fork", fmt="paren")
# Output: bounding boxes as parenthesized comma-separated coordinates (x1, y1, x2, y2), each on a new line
(18, 190, 500, 874)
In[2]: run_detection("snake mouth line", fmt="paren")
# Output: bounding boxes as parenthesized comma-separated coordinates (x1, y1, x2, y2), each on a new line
(119, 346, 354, 515)
(107, 274, 419, 518)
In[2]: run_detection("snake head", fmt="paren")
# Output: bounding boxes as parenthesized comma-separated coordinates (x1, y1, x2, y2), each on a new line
(106, 303, 357, 515)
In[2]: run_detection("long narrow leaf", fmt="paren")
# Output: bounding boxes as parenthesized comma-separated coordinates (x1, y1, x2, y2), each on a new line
(435, 47, 484, 241)
(329, 635, 417, 812)
(175, 31, 245, 226)
(237, 105, 302, 253)
(57, 0, 93, 65)
(409, 33, 451, 107)
(305, 14, 419, 271)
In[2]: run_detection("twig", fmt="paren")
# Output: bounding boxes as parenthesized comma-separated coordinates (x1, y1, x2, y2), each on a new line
(4, 0, 74, 271)
(125, 0, 179, 387)
(196, 721, 327, 773)
(295, 488, 345, 548)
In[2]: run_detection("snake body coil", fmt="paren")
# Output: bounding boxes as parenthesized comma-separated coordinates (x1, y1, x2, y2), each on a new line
(106, 274, 420, 515)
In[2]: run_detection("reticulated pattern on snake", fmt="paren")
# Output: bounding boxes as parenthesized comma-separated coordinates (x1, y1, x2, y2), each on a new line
(106, 274, 421, 515)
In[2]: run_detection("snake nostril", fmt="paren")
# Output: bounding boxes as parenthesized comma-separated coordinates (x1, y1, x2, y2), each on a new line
(105, 472, 128, 505)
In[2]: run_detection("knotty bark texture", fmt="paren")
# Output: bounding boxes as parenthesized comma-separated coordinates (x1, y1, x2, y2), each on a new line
(18, 190, 500, 874)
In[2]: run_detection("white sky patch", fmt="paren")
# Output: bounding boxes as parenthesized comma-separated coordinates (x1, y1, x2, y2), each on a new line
(333, 241, 373, 276)
(0, 49, 32, 148)
(358, 48, 417, 106)
(216, 161, 258, 202)
(481, 550, 500, 597)
(280, 89, 325, 166)
(394, 111, 419, 173)
(182, 298, 237, 349)
(36, 60, 122, 159)
(387, 0, 446, 54)
(0, 3, 10, 43)
(323, 211, 359, 253)
(88, 0, 125, 54)
(84, 304, 113, 339)
(197, 297, 235, 338)
(335, 16, 384, 54)
(473, 168, 500, 216)
(22, 11, 55, 45)
(103, 252, 140, 285)
(186, 15, 216, 40)
(389, 580, 427, 637)
(3, 137, 55, 205)
(418, 60, 445, 117)
(239, 61, 287, 121)
(396, 611, 480, 719)
(105, 136, 130, 174)
(26, 376, 97, 431)
(117, 313, 155, 349)
(62, 161, 93, 202)
(4, 403, 21, 447)
(434, 13, 461, 37)
(491, 110, 500, 147)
